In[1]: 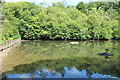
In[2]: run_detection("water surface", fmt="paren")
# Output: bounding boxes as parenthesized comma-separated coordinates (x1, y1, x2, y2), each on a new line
(2, 41, 120, 79)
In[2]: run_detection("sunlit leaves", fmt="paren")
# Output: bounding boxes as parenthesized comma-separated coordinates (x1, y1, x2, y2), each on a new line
(1, 2, 119, 41)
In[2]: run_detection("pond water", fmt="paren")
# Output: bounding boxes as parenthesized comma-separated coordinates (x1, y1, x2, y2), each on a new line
(1, 41, 120, 79)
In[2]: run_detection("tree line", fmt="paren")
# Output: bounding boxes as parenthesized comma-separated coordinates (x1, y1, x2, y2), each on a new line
(0, 1, 119, 44)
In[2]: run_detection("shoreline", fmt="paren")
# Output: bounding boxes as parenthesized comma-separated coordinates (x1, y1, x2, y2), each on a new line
(21, 39, 120, 42)
(0, 39, 21, 52)
(0, 38, 119, 56)
(0, 39, 21, 62)
(0, 39, 119, 52)
(0, 39, 21, 78)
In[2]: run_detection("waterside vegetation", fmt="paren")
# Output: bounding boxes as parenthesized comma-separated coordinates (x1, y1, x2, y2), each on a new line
(0, 1, 119, 44)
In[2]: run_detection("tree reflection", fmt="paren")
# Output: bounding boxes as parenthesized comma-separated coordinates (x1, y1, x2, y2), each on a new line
(2, 41, 120, 79)
(3, 57, 120, 78)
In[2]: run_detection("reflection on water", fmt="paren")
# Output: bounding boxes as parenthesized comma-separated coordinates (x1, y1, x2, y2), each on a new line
(1, 41, 120, 79)
(5, 67, 117, 78)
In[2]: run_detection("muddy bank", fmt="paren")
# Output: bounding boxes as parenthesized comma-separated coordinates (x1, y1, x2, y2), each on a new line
(0, 39, 21, 79)
(0, 39, 21, 61)
(0, 39, 21, 52)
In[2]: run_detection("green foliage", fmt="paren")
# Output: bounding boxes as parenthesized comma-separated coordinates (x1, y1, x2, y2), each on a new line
(0, 1, 119, 41)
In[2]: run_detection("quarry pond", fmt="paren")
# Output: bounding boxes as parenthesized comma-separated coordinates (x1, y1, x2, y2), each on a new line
(1, 41, 120, 79)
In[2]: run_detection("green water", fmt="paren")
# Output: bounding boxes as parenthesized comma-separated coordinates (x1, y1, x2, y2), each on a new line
(2, 41, 120, 78)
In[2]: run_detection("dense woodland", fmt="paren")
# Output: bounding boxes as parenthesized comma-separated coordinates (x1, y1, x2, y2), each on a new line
(0, 1, 119, 44)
